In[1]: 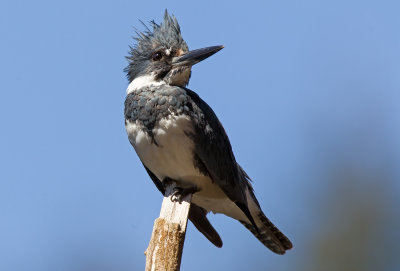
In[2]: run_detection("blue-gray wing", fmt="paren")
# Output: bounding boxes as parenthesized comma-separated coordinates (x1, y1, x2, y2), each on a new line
(184, 88, 257, 225)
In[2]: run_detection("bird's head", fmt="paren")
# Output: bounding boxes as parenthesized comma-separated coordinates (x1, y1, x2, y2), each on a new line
(125, 10, 223, 88)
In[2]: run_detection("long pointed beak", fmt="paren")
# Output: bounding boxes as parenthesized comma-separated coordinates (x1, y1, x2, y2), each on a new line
(172, 45, 224, 67)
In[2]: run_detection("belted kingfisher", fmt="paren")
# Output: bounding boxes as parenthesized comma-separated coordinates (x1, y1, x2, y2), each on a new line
(124, 11, 292, 254)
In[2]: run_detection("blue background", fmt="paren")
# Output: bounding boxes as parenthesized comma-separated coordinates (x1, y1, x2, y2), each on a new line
(1, 1, 399, 270)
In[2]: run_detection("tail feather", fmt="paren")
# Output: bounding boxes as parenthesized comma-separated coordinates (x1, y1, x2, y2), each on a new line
(240, 211, 292, 254)
(189, 203, 223, 248)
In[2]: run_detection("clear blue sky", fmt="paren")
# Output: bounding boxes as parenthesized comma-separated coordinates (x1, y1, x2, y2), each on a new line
(1, 1, 399, 270)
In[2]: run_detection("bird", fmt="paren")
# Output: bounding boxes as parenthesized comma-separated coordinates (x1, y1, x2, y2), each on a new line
(124, 10, 293, 254)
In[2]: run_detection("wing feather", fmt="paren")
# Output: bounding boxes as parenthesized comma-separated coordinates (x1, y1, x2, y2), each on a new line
(184, 88, 257, 228)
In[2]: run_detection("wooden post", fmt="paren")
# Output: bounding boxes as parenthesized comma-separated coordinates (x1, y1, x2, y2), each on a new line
(145, 184, 192, 271)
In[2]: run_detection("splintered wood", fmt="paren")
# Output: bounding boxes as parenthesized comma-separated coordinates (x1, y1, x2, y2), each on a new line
(145, 185, 192, 271)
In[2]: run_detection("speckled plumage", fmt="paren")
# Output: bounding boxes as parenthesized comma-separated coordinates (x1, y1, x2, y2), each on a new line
(124, 85, 190, 140)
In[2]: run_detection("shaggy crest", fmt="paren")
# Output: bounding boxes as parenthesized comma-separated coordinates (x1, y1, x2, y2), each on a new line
(125, 10, 189, 82)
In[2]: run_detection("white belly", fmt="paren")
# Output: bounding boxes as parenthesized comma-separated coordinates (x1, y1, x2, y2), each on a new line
(126, 114, 197, 181)
(125, 113, 247, 221)
(126, 114, 223, 197)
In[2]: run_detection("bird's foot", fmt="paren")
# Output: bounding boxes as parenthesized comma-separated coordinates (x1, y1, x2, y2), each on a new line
(171, 186, 199, 203)
(163, 177, 199, 203)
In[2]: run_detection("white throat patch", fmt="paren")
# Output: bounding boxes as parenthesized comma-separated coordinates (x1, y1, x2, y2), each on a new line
(168, 68, 191, 87)
(126, 75, 165, 94)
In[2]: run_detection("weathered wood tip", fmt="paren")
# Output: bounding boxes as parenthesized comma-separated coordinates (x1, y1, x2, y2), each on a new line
(144, 183, 192, 271)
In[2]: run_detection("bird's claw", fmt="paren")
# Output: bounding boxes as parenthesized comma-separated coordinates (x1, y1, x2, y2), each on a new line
(171, 188, 184, 203)
(171, 187, 199, 203)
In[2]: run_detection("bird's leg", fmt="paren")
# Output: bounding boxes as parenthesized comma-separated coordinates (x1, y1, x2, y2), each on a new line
(171, 186, 199, 203)
(163, 177, 200, 203)
(162, 177, 175, 191)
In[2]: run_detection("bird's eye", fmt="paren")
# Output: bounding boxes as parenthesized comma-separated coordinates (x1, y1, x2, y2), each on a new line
(151, 51, 163, 61)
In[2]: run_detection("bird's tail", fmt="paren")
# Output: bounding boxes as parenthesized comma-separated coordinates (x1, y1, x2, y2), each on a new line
(239, 209, 293, 254)
(189, 203, 223, 248)
(238, 184, 293, 254)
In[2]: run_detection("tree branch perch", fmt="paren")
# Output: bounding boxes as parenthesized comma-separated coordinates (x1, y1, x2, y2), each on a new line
(145, 184, 192, 271)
